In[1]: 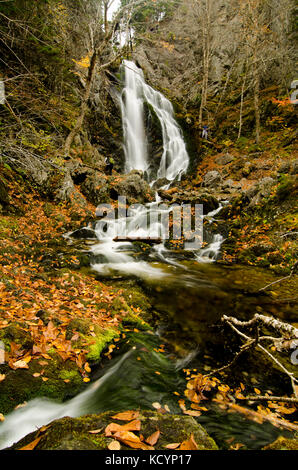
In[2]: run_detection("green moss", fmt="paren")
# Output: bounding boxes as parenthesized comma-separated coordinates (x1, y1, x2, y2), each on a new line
(263, 436, 298, 451)
(9, 410, 218, 450)
(0, 354, 84, 415)
(85, 327, 119, 363)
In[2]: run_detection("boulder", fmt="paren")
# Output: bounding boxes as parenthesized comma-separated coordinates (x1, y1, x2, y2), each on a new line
(257, 177, 275, 197)
(80, 171, 109, 205)
(215, 153, 235, 165)
(203, 171, 222, 188)
(8, 410, 218, 450)
(111, 171, 154, 204)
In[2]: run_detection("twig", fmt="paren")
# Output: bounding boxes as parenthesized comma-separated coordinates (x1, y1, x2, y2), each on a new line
(240, 395, 298, 404)
(259, 261, 298, 292)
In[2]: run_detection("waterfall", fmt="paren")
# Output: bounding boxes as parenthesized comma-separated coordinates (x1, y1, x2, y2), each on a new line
(120, 60, 189, 182)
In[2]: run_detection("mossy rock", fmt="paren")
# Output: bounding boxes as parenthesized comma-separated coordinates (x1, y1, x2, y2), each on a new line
(0, 323, 34, 350)
(0, 354, 84, 415)
(8, 410, 218, 450)
(263, 436, 298, 451)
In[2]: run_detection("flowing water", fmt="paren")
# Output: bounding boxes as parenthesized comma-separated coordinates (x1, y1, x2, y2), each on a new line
(121, 60, 189, 182)
(0, 61, 295, 450)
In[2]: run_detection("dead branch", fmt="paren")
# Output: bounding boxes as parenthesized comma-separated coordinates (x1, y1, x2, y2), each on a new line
(259, 261, 298, 292)
(221, 315, 298, 397)
(240, 395, 298, 404)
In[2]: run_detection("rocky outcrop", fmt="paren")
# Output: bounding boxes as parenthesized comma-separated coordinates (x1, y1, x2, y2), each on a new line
(8, 410, 218, 450)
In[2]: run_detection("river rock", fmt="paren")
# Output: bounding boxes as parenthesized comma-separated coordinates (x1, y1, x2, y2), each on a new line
(203, 171, 222, 188)
(7, 410, 218, 450)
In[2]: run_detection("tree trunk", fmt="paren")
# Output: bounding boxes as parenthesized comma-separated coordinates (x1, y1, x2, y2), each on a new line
(64, 50, 97, 156)
(253, 59, 261, 144)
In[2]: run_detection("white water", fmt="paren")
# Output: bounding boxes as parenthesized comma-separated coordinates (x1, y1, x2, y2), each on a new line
(0, 351, 132, 449)
(120, 60, 189, 182)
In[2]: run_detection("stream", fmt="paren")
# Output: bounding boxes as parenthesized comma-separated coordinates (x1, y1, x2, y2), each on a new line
(0, 61, 295, 450)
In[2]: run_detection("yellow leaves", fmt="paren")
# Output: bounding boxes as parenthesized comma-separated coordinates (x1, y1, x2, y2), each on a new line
(72, 54, 91, 69)
(0, 414, 5, 422)
(160, 40, 174, 52)
(12, 359, 29, 370)
(0, 373, 5, 382)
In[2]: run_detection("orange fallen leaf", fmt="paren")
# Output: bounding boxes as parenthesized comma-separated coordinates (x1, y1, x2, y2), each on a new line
(111, 411, 140, 421)
(113, 431, 154, 450)
(19, 436, 42, 450)
(105, 420, 141, 436)
(165, 443, 180, 449)
(179, 433, 199, 450)
(146, 430, 160, 446)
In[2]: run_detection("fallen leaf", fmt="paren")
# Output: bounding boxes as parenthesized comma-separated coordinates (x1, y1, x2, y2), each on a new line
(89, 428, 103, 434)
(19, 436, 42, 450)
(146, 430, 160, 446)
(12, 360, 29, 370)
(111, 410, 140, 421)
(179, 433, 199, 450)
(0, 414, 5, 422)
(165, 443, 180, 449)
(113, 431, 154, 450)
(108, 440, 121, 450)
(0, 374, 5, 382)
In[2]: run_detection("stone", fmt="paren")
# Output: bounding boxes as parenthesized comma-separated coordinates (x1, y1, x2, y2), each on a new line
(111, 171, 154, 204)
(215, 153, 234, 165)
(80, 171, 109, 205)
(291, 159, 298, 175)
(8, 410, 218, 450)
(278, 161, 290, 174)
(203, 171, 222, 188)
(257, 177, 275, 197)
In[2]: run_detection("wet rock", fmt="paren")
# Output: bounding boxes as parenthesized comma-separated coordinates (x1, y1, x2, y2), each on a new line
(68, 227, 97, 240)
(111, 171, 154, 204)
(203, 171, 222, 188)
(8, 410, 218, 450)
(80, 171, 109, 205)
(215, 153, 235, 165)
(263, 436, 298, 450)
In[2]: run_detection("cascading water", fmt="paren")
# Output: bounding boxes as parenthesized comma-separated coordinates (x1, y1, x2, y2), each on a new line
(120, 60, 189, 183)
(120, 61, 148, 173)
